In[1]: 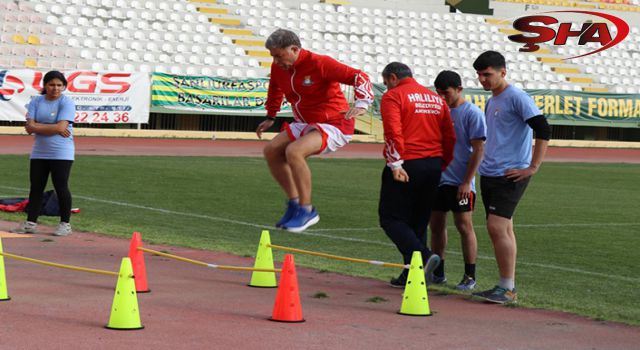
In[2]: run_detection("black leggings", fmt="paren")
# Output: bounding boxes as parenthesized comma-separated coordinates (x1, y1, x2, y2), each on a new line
(27, 159, 73, 223)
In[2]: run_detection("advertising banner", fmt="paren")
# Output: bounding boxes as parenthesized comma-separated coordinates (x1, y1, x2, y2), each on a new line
(0, 69, 150, 123)
(151, 73, 290, 113)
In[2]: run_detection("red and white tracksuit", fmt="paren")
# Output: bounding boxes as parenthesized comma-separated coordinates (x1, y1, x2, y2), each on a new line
(265, 48, 374, 137)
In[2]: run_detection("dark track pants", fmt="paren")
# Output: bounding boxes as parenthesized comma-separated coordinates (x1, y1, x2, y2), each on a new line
(379, 157, 441, 265)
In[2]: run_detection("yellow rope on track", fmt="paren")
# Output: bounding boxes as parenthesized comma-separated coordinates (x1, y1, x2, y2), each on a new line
(138, 247, 282, 273)
(0, 251, 119, 277)
(267, 244, 409, 269)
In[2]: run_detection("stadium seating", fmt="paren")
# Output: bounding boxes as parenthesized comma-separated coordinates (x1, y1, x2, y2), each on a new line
(0, 0, 638, 93)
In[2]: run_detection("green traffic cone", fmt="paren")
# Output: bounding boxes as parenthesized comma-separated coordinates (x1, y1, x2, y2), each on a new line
(398, 251, 432, 316)
(249, 230, 277, 288)
(106, 258, 144, 330)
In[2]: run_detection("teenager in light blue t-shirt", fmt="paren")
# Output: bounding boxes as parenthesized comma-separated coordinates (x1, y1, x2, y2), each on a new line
(429, 71, 486, 291)
(12, 71, 76, 237)
(470, 51, 551, 304)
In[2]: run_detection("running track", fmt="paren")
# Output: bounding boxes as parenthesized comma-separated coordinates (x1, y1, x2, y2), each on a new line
(1, 135, 639, 162)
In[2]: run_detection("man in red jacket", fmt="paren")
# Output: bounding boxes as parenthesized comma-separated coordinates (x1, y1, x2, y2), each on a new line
(256, 29, 374, 233)
(378, 62, 456, 287)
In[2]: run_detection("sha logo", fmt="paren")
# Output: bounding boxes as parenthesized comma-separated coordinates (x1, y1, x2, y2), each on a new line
(508, 10, 629, 60)
(302, 76, 313, 86)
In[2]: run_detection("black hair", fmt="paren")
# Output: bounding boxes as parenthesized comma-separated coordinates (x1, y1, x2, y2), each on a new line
(40, 70, 67, 95)
(381, 62, 413, 80)
(473, 51, 506, 71)
(434, 70, 462, 90)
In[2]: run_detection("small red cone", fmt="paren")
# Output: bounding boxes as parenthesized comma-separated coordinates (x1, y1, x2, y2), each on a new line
(128, 232, 150, 293)
(269, 254, 304, 323)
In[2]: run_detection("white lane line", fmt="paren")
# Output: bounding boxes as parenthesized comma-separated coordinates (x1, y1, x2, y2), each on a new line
(1, 185, 637, 283)
(310, 222, 640, 232)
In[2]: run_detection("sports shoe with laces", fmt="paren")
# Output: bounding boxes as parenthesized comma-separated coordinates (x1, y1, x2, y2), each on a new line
(424, 254, 441, 285)
(275, 200, 300, 228)
(431, 274, 447, 285)
(389, 269, 408, 288)
(11, 221, 37, 234)
(472, 285, 517, 304)
(472, 286, 496, 299)
(53, 222, 72, 236)
(283, 207, 319, 233)
(456, 275, 477, 291)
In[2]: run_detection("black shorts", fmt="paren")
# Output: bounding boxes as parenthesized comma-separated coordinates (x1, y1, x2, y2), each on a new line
(480, 176, 530, 219)
(432, 185, 476, 213)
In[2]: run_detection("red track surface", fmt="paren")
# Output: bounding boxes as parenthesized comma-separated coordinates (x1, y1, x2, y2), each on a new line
(1, 135, 639, 348)
(1, 135, 639, 162)
(1, 224, 639, 349)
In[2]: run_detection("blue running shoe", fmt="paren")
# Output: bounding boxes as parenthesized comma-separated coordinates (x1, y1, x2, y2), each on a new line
(472, 285, 517, 304)
(283, 207, 320, 233)
(275, 200, 300, 228)
(456, 275, 476, 291)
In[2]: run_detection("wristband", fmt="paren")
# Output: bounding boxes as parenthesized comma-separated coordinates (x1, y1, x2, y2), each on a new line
(266, 116, 276, 121)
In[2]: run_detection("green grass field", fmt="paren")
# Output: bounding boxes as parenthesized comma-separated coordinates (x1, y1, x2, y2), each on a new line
(1, 155, 638, 325)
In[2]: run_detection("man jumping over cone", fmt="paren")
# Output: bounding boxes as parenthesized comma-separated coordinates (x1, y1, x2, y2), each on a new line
(256, 29, 374, 233)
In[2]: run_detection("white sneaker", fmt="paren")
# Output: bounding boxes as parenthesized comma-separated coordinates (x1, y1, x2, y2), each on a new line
(53, 222, 72, 236)
(11, 221, 38, 234)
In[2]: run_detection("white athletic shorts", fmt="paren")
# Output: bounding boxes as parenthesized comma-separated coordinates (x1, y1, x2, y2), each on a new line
(283, 122, 352, 155)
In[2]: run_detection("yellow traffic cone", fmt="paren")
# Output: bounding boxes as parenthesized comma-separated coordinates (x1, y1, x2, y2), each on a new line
(249, 230, 277, 288)
(106, 258, 144, 330)
(398, 251, 432, 316)
(0, 238, 10, 301)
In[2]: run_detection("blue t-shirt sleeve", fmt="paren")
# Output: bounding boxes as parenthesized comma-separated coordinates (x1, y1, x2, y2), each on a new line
(58, 96, 76, 123)
(467, 105, 487, 140)
(514, 91, 541, 122)
(27, 97, 38, 120)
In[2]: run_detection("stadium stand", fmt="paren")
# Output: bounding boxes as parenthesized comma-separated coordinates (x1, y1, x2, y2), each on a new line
(1, 0, 638, 93)
(1, 0, 639, 141)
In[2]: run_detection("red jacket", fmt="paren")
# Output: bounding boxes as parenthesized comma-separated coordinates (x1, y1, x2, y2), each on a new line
(380, 77, 455, 169)
(266, 49, 374, 135)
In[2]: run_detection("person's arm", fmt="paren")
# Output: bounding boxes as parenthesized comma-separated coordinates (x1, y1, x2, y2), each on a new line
(256, 74, 283, 139)
(505, 115, 550, 182)
(458, 107, 487, 200)
(321, 56, 374, 120)
(264, 71, 283, 119)
(25, 99, 37, 135)
(458, 139, 484, 200)
(26, 96, 74, 137)
(26, 119, 70, 136)
(381, 93, 408, 182)
(440, 105, 456, 170)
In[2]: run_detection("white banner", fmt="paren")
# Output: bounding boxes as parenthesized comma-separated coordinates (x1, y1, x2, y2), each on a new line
(0, 69, 150, 123)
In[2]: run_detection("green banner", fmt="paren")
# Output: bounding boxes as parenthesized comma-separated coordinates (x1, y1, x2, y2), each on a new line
(151, 73, 290, 113)
(372, 84, 640, 126)
(151, 73, 640, 125)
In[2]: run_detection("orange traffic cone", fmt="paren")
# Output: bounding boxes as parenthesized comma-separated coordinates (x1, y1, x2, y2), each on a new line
(128, 232, 149, 293)
(269, 254, 304, 323)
